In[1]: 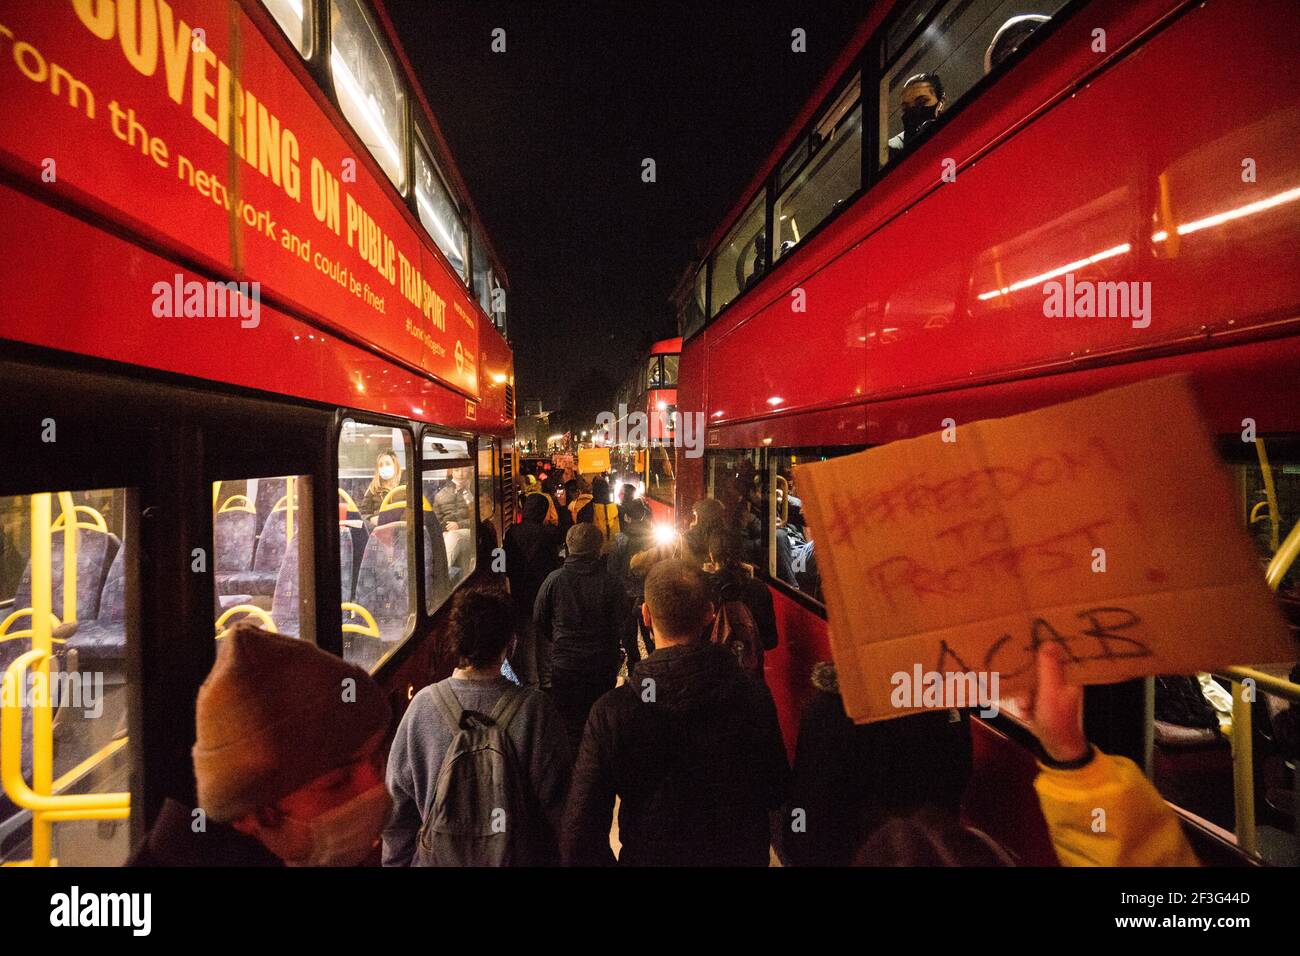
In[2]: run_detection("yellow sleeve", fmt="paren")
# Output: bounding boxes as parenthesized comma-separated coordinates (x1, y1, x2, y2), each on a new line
(1033, 749, 1199, 867)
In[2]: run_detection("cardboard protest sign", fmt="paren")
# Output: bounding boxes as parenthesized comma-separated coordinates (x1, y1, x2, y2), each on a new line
(795, 375, 1295, 724)
(578, 447, 612, 475)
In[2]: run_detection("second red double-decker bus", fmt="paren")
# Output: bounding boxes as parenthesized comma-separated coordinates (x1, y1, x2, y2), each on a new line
(0, 0, 515, 867)
(609, 336, 681, 522)
(672, 0, 1300, 866)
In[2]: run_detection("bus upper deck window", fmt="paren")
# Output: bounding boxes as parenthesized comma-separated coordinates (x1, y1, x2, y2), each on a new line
(331, 0, 408, 191)
(490, 278, 507, 333)
(414, 137, 469, 281)
(472, 229, 491, 314)
(212, 475, 313, 643)
(774, 75, 862, 260)
(662, 354, 679, 387)
(710, 193, 766, 317)
(338, 421, 416, 672)
(0, 489, 134, 866)
(261, 0, 313, 57)
(879, 0, 1067, 169)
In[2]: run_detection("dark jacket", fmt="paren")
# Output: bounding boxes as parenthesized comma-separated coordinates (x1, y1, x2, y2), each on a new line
(505, 498, 563, 614)
(607, 526, 654, 603)
(432, 481, 473, 529)
(533, 555, 629, 681)
(562, 641, 790, 866)
(127, 798, 283, 866)
(783, 663, 972, 867)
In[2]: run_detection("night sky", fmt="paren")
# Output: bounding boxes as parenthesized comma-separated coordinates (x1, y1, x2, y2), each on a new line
(385, 0, 867, 410)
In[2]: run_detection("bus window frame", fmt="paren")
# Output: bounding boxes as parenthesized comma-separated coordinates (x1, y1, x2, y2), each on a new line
(418, 424, 479, 613)
(682, 0, 1087, 344)
(335, 415, 419, 668)
(413, 123, 472, 286)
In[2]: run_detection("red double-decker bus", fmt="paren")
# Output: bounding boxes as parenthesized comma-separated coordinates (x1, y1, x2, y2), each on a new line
(609, 336, 681, 522)
(673, 0, 1300, 865)
(0, 0, 515, 866)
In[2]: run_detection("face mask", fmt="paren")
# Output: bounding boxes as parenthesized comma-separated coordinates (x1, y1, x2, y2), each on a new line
(283, 783, 392, 867)
(379, 465, 395, 481)
(902, 102, 938, 140)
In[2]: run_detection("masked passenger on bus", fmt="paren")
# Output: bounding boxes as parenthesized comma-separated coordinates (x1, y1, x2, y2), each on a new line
(129, 624, 391, 866)
(359, 451, 402, 523)
(887, 72, 946, 160)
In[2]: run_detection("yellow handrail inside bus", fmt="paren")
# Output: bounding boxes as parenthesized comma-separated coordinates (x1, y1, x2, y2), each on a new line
(1263, 515, 1300, 592)
(0, 495, 130, 866)
(217, 495, 255, 514)
(1, 649, 130, 869)
(1255, 439, 1280, 553)
(215, 605, 278, 634)
(338, 487, 360, 514)
(55, 493, 78, 628)
(378, 485, 407, 512)
(0, 609, 66, 646)
(50, 505, 108, 534)
(1215, 514, 1300, 860)
(1248, 500, 1271, 525)
(341, 602, 380, 637)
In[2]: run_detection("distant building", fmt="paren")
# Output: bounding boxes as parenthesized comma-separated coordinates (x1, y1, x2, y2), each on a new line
(515, 401, 551, 455)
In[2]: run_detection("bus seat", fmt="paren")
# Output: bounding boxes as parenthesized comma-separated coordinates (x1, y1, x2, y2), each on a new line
(252, 477, 287, 535)
(270, 545, 302, 639)
(424, 514, 451, 610)
(352, 522, 411, 642)
(340, 525, 355, 604)
(221, 508, 292, 597)
(62, 546, 127, 666)
(14, 527, 120, 623)
(214, 508, 257, 577)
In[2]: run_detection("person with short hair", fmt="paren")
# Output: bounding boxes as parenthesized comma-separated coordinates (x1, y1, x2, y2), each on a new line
(887, 72, 946, 159)
(534, 523, 630, 746)
(129, 624, 392, 866)
(562, 560, 790, 866)
(383, 588, 572, 866)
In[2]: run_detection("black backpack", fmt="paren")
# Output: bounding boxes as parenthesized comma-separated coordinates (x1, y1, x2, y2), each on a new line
(416, 682, 536, 866)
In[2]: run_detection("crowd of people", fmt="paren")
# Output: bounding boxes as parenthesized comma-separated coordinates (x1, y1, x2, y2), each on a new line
(129, 472, 1202, 868)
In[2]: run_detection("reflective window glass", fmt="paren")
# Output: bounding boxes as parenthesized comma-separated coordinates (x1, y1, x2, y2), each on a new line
(774, 77, 862, 259)
(262, 0, 313, 56)
(422, 434, 476, 610)
(710, 194, 767, 316)
(0, 489, 133, 866)
(213, 475, 313, 642)
(338, 421, 415, 671)
(414, 138, 468, 281)
(330, 0, 407, 190)
(880, 0, 1068, 167)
